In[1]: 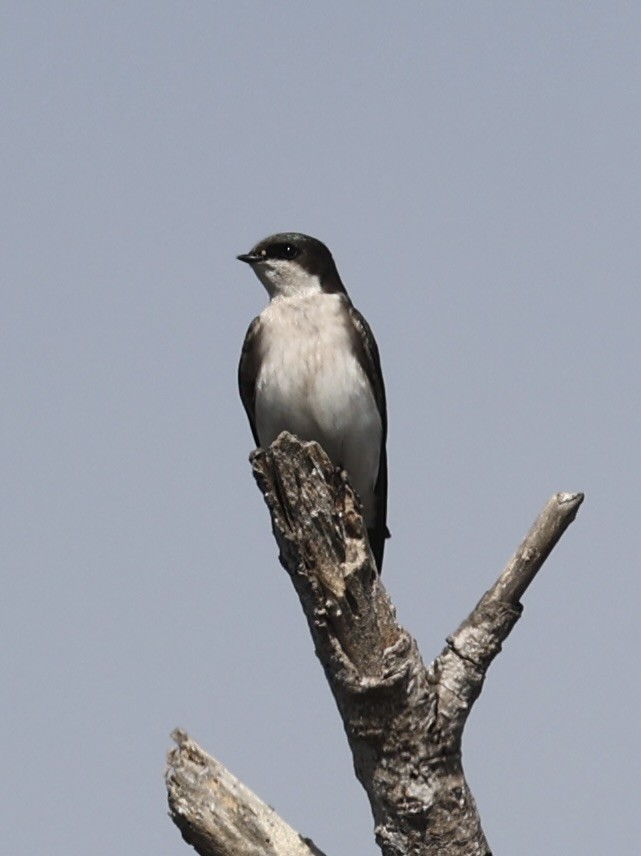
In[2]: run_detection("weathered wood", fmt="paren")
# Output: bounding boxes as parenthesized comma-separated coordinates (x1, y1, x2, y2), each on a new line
(166, 729, 327, 856)
(167, 432, 583, 856)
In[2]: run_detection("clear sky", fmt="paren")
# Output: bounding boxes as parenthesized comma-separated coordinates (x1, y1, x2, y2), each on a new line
(2, 3, 640, 854)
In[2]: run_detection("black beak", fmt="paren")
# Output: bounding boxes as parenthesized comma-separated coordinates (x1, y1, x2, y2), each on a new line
(237, 253, 259, 264)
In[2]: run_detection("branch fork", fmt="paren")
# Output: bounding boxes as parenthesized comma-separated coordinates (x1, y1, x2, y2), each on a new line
(167, 432, 583, 856)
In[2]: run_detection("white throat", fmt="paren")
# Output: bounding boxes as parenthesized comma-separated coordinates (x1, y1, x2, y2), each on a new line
(253, 260, 322, 300)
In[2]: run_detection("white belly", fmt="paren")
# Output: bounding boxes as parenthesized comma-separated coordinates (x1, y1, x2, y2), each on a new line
(254, 294, 382, 525)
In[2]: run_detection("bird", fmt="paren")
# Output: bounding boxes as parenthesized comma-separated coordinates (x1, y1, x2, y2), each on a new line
(237, 232, 389, 571)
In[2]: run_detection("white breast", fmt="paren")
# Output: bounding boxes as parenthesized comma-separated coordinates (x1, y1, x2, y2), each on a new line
(255, 292, 382, 525)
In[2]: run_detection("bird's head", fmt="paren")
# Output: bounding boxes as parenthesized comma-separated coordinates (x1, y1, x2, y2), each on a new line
(237, 232, 346, 299)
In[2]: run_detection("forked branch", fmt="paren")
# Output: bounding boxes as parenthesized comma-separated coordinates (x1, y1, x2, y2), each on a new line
(166, 433, 583, 856)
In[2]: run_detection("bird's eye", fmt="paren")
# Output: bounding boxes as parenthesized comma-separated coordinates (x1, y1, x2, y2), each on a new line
(266, 242, 300, 260)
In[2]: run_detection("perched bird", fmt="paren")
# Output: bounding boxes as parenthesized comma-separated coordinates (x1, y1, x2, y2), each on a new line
(237, 232, 389, 571)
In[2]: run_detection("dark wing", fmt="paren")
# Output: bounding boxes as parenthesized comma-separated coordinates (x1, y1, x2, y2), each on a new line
(238, 316, 262, 447)
(346, 302, 390, 572)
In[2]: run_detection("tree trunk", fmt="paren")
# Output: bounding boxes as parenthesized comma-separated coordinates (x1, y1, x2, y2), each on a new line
(166, 432, 583, 856)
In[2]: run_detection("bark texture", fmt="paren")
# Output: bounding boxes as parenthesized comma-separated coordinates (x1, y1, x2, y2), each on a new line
(167, 729, 327, 856)
(166, 432, 583, 856)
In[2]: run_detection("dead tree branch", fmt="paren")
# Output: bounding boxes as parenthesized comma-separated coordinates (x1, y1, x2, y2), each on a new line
(167, 432, 583, 856)
(166, 729, 327, 856)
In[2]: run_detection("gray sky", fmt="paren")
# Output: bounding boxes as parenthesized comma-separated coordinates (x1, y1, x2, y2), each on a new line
(2, 3, 640, 854)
